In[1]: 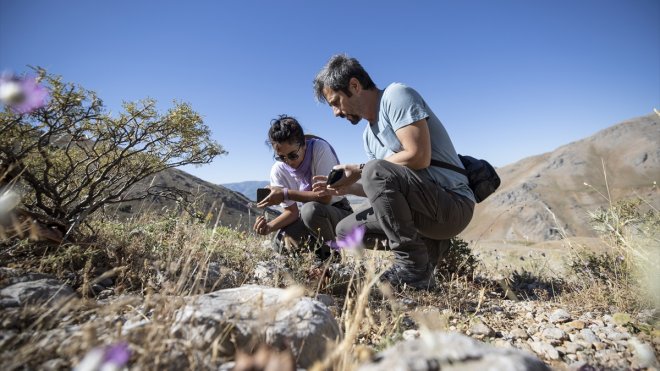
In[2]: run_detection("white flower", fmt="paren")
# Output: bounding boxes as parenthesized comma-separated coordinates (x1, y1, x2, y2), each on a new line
(0, 190, 20, 218)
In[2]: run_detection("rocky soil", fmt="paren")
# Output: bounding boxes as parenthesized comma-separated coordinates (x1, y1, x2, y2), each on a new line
(1, 255, 658, 370)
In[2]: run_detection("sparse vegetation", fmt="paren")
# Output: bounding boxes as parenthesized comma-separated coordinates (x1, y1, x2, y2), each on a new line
(566, 198, 660, 312)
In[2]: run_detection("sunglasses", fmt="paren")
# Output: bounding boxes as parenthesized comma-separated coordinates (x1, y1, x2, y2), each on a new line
(274, 143, 303, 162)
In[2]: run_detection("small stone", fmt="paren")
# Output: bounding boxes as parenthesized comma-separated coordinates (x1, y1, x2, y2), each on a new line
(564, 320, 586, 330)
(602, 314, 613, 323)
(614, 340, 629, 348)
(549, 309, 572, 323)
(542, 327, 568, 341)
(529, 340, 560, 360)
(612, 312, 632, 326)
(607, 331, 630, 341)
(509, 328, 528, 340)
(402, 329, 420, 341)
(493, 339, 512, 348)
(579, 329, 600, 344)
(469, 321, 494, 337)
(593, 341, 606, 350)
(564, 342, 584, 354)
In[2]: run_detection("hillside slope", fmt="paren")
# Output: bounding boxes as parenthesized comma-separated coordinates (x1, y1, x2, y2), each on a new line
(461, 113, 659, 242)
(114, 169, 277, 231)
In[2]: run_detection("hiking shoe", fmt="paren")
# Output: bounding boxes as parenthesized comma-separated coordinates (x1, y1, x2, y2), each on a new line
(380, 260, 436, 290)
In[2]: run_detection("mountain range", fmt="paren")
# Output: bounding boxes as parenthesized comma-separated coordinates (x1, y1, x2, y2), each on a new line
(222, 180, 269, 202)
(461, 112, 658, 242)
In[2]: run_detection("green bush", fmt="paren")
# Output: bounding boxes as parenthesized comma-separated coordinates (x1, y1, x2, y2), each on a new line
(0, 68, 225, 237)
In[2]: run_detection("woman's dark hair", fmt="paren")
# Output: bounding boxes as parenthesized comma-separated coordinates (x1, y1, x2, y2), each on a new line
(267, 114, 305, 147)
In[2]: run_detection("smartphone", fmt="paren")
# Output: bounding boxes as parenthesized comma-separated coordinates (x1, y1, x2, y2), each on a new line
(256, 188, 270, 203)
(326, 168, 345, 186)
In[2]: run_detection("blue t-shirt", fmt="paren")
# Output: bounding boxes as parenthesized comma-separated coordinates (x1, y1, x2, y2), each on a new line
(363, 83, 475, 202)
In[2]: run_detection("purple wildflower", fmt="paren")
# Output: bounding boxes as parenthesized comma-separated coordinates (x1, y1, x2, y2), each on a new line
(74, 342, 131, 371)
(0, 73, 49, 114)
(103, 342, 131, 366)
(328, 224, 366, 251)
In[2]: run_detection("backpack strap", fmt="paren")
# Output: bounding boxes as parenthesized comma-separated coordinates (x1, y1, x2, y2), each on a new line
(430, 158, 467, 176)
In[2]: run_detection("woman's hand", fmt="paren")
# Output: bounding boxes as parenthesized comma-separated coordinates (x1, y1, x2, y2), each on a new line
(253, 215, 272, 235)
(256, 186, 284, 208)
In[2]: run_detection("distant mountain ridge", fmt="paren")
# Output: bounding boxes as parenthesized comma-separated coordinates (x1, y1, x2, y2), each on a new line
(222, 180, 269, 201)
(461, 112, 659, 242)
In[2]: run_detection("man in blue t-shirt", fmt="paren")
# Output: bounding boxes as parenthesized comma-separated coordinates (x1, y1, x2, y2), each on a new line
(312, 54, 475, 290)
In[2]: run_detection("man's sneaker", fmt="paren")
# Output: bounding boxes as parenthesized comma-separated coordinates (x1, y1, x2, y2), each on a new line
(380, 260, 436, 290)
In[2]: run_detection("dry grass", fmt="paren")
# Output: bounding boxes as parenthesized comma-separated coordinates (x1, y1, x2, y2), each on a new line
(1, 190, 658, 370)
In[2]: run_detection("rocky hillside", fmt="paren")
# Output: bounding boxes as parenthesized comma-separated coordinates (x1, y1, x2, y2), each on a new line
(461, 113, 660, 242)
(112, 168, 277, 231)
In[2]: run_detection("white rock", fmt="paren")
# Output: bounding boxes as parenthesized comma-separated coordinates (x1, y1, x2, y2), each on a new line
(549, 309, 571, 324)
(402, 329, 420, 341)
(359, 332, 550, 371)
(174, 285, 340, 368)
(628, 337, 659, 369)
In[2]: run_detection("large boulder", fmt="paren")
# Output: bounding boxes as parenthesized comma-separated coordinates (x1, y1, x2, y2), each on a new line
(358, 331, 550, 371)
(173, 285, 340, 368)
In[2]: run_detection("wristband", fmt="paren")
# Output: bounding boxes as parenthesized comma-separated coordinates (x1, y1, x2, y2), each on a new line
(283, 187, 289, 202)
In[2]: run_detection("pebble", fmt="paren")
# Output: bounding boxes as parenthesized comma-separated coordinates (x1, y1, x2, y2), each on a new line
(402, 329, 420, 341)
(529, 340, 560, 360)
(542, 327, 568, 341)
(606, 331, 630, 342)
(469, 322, 494, 337)
(564, 320, 586, 330)
(509, 328, 528, 340)
(593, 342, 607, 351)
(549, 309, 572, 323)
(579, 329, 600, 344)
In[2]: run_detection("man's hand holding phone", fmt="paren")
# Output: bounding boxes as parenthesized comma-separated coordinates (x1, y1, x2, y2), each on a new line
(312, 163, 364, 196)
(326, 168, 345, 186)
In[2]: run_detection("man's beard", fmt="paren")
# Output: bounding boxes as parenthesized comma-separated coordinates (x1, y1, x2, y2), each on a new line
(346, 114, 361, 125)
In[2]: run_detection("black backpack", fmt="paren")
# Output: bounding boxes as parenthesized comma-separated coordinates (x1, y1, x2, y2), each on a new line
(431, 155, 500, 203)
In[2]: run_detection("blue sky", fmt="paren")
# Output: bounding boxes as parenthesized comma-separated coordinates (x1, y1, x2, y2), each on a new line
(2, 0, 658, 184)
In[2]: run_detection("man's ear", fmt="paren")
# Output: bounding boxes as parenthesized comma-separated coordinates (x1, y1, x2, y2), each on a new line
(349, 77, 361, 94)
